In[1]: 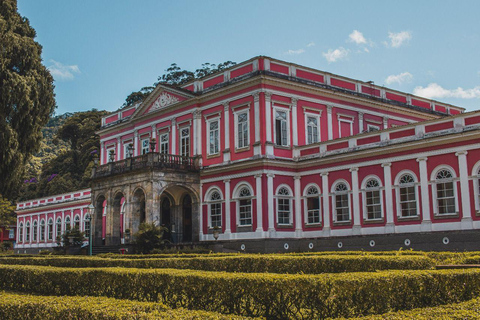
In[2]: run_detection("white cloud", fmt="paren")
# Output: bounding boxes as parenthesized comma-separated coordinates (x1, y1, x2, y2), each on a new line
(285, 48, 305, 55)
(387, 31, 412, 48)
(385, 72, 413, 85)
(322, 47, 349, 63)
(47, 60, 80, 81)
(413, 83, 480, 99)
(307, 42, 315, 47)
(348, 30, 367, 45)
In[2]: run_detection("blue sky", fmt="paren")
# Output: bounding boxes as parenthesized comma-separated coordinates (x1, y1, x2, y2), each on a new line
(17, 0, 480, 114)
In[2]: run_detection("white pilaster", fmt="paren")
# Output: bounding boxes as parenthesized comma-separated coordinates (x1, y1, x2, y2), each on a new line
(199, 183, 204, 240)
(321, 172, 331, 235)
(255, 174, 264, 233)
(133, 131, 139, 156)
(171, 119, 176, 154)
(350, 167, 361, 234)
(192, 113, 197, 156)
(292, 98, 298, 146)
(267, 173, 275, 235)
(417, 157, 432, 231)
(358, 112, 364, 134)
(456, 151, 473, 228)
(100, 142, 105, 165)
(224, 179, 231, 236)
(253, 93, 261, 156)
(327, 105, 333, 140)
(294, 175, 302, 236)
(382, 163, 395, 232)
(195, 111, 202, 165)
(116, 137, 121, 160)
(265, 92, 274, 157)
(383, 117, 388, 130)
(223, 102, 230, 162)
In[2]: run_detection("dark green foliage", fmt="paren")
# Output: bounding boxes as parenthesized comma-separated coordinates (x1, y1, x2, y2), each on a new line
(122, 86, 154, 108)
(0, 195, 15, 237)
(56, 226, 85, 250)
(0, 0, 56, 199)
(134, 222, 167, 254)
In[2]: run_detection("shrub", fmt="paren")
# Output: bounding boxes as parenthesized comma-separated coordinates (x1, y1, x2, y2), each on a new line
(1, 265, 480, 318)
(134, 222, 167, 254)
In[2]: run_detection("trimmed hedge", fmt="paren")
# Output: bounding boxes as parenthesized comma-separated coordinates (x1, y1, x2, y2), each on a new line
(355, 296, 480, 319)
(0, 254, 435, 273)
(2, 265, 480, 318)
(0, 291, 249, 319)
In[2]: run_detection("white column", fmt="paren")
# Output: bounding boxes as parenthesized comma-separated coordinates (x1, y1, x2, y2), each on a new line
(327, 105, 333, 140)
(224, 179, 231, 236)
(358, 112, 364, 134)
(382, 163, 395, 232)
(192, 111, 200, 156)
(292, 98, 298, 146)
(383, 117, 388, 130)
(321, 172, 330, 235)
(265, 92, 274, 157)
(417, 157, 432, 231)
(117, 137, 121, 160)
(100, 142, 105, 165)
(253, 93, 261, 156)
(294, 175, 302, 236)
(44, 212, 48, 242)
(61, 211, 65, 234)
(133, 131, 139, 156)
(171, 119, 176, 154)
(223, 102, 230, 162)
(456, 151, 473, 228)
(267, 173, 275, 235)
(255, 174, 264, 233)
(195, 111, 202, 165)
(350, 167, 361, 234)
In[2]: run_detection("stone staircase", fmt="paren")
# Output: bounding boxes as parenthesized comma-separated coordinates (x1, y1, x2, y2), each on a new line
(92, 245, 131, 255)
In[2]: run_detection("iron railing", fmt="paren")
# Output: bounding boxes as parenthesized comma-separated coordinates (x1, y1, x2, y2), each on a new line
(93, 153, 199, 178)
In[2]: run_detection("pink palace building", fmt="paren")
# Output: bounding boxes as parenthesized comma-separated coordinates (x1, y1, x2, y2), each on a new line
(15, 56, 480, 253)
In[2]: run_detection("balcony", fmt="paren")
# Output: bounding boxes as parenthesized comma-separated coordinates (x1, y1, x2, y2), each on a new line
(92, 153, 199, 179)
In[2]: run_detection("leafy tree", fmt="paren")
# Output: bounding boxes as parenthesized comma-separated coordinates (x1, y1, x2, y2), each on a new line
(122, 86, 154, 108)
(0, 0, 56, 199)
(56, 226, 85, 253)
(0, 195, 16, 242)
(158, 63, 195, 86)
(134, 222, 167, 254)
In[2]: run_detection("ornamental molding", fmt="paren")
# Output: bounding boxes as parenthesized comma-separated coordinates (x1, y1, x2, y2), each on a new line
(151, 92, 179, 111)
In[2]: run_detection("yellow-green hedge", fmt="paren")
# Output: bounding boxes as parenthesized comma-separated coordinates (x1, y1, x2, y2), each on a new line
(0, 254, 435, 273)
(1, 265, 480, 318)
(353, 296, 480, 319)
(0, 291, 250, 319)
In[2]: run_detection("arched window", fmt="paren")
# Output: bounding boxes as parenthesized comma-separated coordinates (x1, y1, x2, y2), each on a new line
(398, 174, 417, 217)
(276, 186, 292, 226)
(65, 216, 71, 231)
(18, 223, 23, 243)
(364, 178, 382, 220)
(47, 218, 54, 241)
(333, 182, 350, 222)
(74, 215, 81, 230)
(25, 222, 30, 242)
(84, 214, 91, 238)
(208, 190, 222, 228)
(237, 186, 253, 226)
(305, 185, 321, 224)
(40, 219, 45, 242)
(56, 217, 62, 238)
(435, 169, 456, 215)
(32, 220, 38, 242)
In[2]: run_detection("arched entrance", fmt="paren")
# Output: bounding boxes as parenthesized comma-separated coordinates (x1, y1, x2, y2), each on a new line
(94, 195, 106, 246)
(132, 188, 146, 235)
(111, 192, 124, 245)
(161, 196, 172, 241)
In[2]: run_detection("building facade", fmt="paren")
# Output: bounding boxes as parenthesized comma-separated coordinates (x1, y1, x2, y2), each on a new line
(15, 56, 480, 253)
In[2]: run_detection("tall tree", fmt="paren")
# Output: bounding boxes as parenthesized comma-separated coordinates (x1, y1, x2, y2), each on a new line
(0, 0, 56, 199)
(0, 195, 16, 241)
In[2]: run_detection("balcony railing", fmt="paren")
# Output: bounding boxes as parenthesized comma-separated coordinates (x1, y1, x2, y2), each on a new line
(93, 153, 199, 178)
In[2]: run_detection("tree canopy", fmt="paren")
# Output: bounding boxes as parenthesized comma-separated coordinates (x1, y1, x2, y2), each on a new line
(0, 195, 16, 233)
(0, 0, 56, 199)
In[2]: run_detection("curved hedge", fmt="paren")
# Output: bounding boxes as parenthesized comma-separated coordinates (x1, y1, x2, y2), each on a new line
(0, 291, 247, 319)
(1, 265, 480, 318)
(0, 254, 435, 273)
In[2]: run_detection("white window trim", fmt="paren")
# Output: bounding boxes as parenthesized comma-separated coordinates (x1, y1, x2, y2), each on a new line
(471, 161, 480, 212)
(233, 108, 250, 150)
(140, 138, 150, 155)
(74, 214, 81, 229)
(337, 117, 354, 138)
(431, 165, 459, 216)
(56, 217, 62, 238)
(232, 182, 255, 227)
(303, 183, 322, 225)
(304, 112, 321, 145)
(204, 187, 224, 228)
(206, 116, 221, 156)
(361, 175, 384, 221)
(273, 106, 291, 147)
(106, 147, 115, 163)
(25, 221, 30, 242)
(18, 223, 23, 243)
(32, 220, 38, 242)
(394, 170, 420, 219)
(47, 218, 54, 241)
(39, 219, 46, 242)
(331, 180, 352, 223)
(179, 126, 191, 157)
(367, 124, 380, 132)
(274, 184, 293, 226)
(159, 132, 169, 154)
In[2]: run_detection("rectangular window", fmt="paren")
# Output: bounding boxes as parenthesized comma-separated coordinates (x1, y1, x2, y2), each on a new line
(437, 182, 455, 214)
(180, 127, 190, 157)
(335, 194, 349, 222)
(141, 139, 149, 155)
(400, 186, 417, 217)
(237, 112, 249, 149)
(277, 198, 290, 225)
(208, 119, 220, 155)
(307, 197, 321, 224)
(307, 116, 319, 144)
(123, 144, 130, 158)
(275, 110, 288, 146)
(239, 199, 252, 226)
(366, 190, 382, 219)
(159, 133, 169, 154)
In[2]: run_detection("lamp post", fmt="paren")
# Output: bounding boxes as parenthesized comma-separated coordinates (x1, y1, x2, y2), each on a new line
(87, 204, 94, 256)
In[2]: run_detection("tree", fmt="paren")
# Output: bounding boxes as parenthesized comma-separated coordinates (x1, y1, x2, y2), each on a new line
(0, 0, 56, 199)
(134, 222, 167, 253)
(0, 195, 16, 242)
(56, 226, 85, 254)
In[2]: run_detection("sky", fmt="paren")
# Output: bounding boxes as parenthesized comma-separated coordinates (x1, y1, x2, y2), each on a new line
(17, 0, 480, 114)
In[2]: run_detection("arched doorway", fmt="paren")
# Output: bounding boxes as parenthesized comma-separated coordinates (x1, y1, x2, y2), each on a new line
(182, 194, 192, 242)
(161, 197, 172, 241)
(94, 195, 106, 246)
(111, 192, 124, 245)
(132, 188, 146, 235)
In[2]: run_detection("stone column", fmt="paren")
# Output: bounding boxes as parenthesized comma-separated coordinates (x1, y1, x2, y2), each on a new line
(223, 102, 230, 162)
(292, 97, 298, 147)
(255, 174, 263, 233)
(417, 157, 432, 231)
(327, 105, 333, 140)
(350, 167, 361, 234)
(224, 179, 231, 237)
(456, 151, 473, 229)
(253, 93, 261, 156)
(294, 175, 302, 236)
(267, 173, 275, 235)
(321, 172, 330, 235)
(382, 163, 395, 233)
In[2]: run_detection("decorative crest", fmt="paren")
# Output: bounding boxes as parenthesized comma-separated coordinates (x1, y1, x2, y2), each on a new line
(151, 92, 179, 111)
